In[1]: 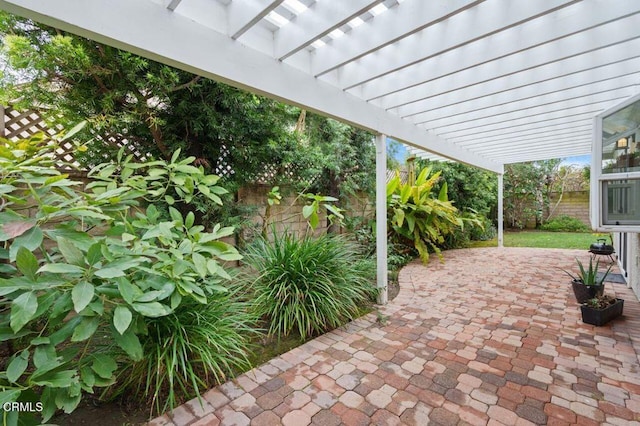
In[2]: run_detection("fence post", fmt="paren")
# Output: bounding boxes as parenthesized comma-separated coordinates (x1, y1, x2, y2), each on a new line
(0, 105, 5, 137)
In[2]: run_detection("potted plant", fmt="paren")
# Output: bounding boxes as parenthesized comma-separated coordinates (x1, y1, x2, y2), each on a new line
(564, 258, 612, 303)
(581, 294, 624, 326)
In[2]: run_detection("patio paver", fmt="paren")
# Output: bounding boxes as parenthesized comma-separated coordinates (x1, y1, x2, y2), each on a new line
(148, 247, 640, 425)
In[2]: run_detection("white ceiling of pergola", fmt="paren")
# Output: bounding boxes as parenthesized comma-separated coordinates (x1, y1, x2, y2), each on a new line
(1, 0, 639, 174)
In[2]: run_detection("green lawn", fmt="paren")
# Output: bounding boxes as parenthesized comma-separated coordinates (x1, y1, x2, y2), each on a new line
(469, 231, 606, 250)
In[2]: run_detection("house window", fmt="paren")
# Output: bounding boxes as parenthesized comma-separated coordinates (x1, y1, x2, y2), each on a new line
(593, 94, 640, 229)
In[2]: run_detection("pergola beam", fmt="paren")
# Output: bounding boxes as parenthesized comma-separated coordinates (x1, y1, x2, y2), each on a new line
(0, 0, 502, 174)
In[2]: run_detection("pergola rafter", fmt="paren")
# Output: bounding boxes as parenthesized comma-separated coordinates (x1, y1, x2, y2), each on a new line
(274, 0, 382, 60)
(384, 42, 640, 115)
(229, 0, 285, 40)
(325, 0, 583, 92)
(310, 0, 482, 77)
(403, 71, 640, 125)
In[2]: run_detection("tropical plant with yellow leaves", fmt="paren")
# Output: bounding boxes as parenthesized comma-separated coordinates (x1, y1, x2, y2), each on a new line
(386, 167, 463, 263)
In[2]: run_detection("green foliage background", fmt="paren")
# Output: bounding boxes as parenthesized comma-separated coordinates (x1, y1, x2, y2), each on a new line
(0, 11, 377, 220)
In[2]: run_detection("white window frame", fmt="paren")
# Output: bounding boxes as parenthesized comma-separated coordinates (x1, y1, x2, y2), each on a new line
(591, 92, 640, 232)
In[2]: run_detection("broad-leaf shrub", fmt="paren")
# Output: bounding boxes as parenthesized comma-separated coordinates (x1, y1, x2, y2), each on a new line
(242, 232, 376, 340)
(300, 193, 343, 230)
(0, 134, 240, 422)
(387, 167, 463, 263)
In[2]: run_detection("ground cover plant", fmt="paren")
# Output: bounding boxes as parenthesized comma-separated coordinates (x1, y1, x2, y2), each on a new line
(0, 133, 248, 422)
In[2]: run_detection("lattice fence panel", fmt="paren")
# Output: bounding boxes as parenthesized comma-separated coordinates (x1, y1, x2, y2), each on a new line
(2, 105, 323, 185)
(2, 106, 149, 174)
(4, 107, 62, 140)
(387, 169, 408, 184)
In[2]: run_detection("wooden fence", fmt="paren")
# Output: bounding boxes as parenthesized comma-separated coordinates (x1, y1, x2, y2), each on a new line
(1, 105, 150, 176)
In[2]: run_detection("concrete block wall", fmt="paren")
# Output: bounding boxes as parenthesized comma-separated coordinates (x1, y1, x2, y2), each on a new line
(237, 184, 328, 241)
(547, 190, 590, 226)
(237, 184, 373, 242)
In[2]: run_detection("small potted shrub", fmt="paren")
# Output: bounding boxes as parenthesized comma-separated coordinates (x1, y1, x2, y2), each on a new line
(581, 294, 624, 326)
(564, 258, 611, 303)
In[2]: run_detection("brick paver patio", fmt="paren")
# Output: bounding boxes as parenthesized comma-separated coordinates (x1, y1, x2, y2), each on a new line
(149, 247, 640, 425)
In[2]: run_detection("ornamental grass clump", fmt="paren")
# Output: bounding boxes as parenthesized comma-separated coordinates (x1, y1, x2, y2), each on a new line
(110, 291, 258, 415)
(243, 232, 377, 340)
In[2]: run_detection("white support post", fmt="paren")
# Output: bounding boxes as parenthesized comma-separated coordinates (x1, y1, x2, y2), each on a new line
(376, 134, 388, 305)
(498, 172, 504, 248)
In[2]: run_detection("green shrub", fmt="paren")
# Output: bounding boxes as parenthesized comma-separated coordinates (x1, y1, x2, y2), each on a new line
(242, 232, 377, 340)
(342, 215, 376, 257)
(109, 290, 257, 415)
(0, 133, 240, 422)
(541, 215, 589, 232)
(442, 211, 495, 249)
(387, 242, 414, 271)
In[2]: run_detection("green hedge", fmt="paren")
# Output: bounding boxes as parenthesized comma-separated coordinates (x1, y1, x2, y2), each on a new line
(541, 215, 589, 232)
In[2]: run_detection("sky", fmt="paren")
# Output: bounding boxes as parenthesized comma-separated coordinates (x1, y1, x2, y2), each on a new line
(562, 155, 590, 167)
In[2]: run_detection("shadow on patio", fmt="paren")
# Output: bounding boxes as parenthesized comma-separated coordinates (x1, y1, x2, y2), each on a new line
(150, 247, 640, 426)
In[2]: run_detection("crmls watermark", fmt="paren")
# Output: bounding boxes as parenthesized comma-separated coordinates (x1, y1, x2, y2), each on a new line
(2, 402, 43, 413)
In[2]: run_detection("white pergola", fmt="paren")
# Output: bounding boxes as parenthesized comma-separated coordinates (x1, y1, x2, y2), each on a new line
(1, 0, 639, 302)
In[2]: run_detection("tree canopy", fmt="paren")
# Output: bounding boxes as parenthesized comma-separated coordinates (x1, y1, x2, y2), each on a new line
(503, 159, 562, 229)
(0, 11, 375, 201)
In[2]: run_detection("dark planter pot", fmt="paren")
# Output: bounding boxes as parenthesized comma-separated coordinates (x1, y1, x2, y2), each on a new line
(571, 280, 604, 303)
(581, 299, 624, 326)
